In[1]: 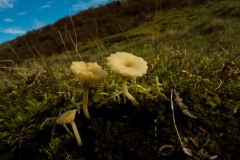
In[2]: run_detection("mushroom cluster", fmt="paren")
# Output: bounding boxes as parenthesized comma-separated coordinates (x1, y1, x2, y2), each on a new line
(63, 51, 147, 145)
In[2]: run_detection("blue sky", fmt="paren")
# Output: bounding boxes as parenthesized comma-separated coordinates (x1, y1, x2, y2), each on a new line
(0, 0, 110, 44)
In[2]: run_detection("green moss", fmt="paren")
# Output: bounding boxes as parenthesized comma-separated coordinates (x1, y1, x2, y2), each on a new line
(1, 0, 240, 159)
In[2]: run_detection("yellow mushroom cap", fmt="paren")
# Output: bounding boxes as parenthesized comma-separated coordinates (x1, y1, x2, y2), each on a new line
(57, 109, 77, 124)
(106, 52, 148, 77)
(70, 62, 108, 87)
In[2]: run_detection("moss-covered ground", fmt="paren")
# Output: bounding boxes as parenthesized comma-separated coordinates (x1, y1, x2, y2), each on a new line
(1, 0, 240, 159)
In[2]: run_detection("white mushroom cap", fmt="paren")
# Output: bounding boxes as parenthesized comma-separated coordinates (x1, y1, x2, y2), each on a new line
(70, 62, 108, 87)
(57, 109, 83, 146)
(57, 109, 77, 124)
(106, 52, 148, 77)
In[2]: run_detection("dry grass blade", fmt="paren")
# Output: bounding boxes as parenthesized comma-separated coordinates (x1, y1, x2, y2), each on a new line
(159, 145, 180, 156)
(170, 89, 183, 147)
(189, 136, 199, 148)
(199, 127, 210, 149)
(173, 89, 197, 119)
(25, 69, 42, 89)
(214, 78, 223, 90)
(182, 147, 193, 157)
(58, 31, 72, 61)
(207, 155, 218, 160)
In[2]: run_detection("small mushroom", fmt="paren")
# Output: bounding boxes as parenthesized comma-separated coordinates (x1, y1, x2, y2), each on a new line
(106, 52, 148, 105)
(57, 109, 82, 146)
(70, 62, 108, 119)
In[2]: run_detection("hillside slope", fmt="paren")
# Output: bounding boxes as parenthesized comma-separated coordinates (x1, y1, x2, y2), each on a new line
(0, 0, 240, 160)
(0, 0, 212, 64)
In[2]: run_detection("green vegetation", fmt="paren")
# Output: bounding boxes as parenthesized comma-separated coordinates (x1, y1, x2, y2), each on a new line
(0, 0, 240, 159)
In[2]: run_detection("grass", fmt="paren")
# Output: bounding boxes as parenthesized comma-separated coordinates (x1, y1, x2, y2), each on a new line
(1, 0, 240, 159)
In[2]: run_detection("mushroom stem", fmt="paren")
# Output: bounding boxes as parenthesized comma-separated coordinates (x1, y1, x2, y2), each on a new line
(83, 87, 92, 119)
(122, 76, 139, 105)
(70, 121, 82, 146)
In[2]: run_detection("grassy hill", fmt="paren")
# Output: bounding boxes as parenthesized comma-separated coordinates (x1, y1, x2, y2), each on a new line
(0, 0, 240, 159)
(0, 0, 210, 64)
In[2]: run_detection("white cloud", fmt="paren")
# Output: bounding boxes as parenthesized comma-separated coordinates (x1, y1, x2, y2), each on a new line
(18, 11, 26, 15)
(0, 0, 15, 9)
(0, 27, 26, 34)
(40, 4, 51, 8)
(32, 19, 45, 29)
(47, 1, 54, 3)
(70, 0, 109, 11)
(3, 18, 13, 22)
(71, 3, 87, 11)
